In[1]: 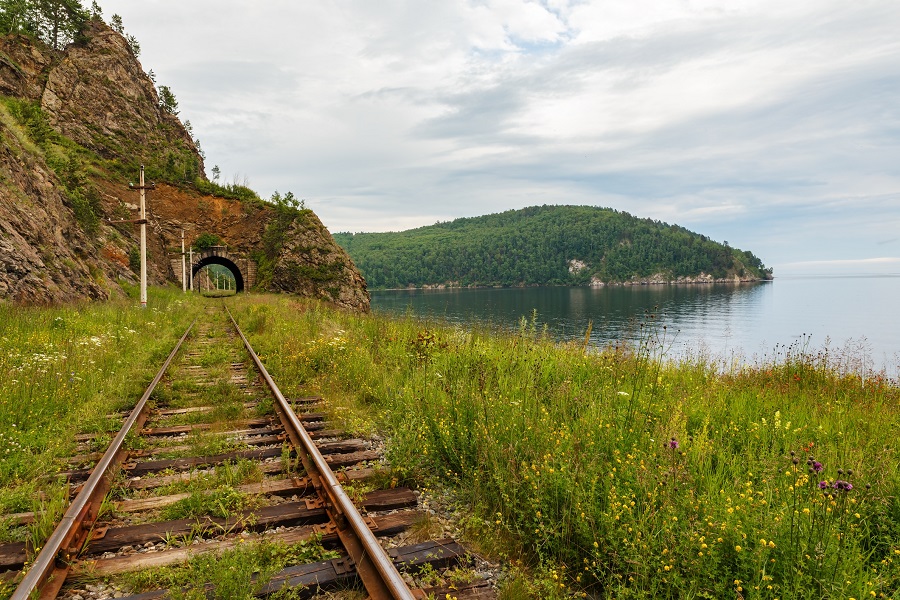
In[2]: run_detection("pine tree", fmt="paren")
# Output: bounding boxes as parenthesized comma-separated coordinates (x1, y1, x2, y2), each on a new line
(1, 0, 87, 48)
(33, 0, 87, 49)
(158, 85, 179, 115)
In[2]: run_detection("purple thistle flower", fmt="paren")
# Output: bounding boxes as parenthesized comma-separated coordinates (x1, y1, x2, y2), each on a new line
(812, 461, 823, 473)
(832, 480, 854, 492)
(818, 481, 828, 489)
(668, 438, 679, 450)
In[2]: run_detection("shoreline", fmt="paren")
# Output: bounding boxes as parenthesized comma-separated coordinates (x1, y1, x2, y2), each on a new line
(374, 276, 773, 292)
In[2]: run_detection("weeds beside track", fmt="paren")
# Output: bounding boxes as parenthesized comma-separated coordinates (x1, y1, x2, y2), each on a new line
(1, 301, 493, 600)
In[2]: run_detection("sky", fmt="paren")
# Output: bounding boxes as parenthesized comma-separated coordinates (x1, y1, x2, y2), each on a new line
(100, 0, 900, 277)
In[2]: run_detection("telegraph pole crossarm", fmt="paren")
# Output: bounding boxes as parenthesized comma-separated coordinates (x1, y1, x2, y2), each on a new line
(107, 218, 148, 224)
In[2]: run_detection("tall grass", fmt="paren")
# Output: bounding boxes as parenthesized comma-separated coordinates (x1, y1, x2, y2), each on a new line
(0, 287, 200, 535)
(231, 294, 900, 599)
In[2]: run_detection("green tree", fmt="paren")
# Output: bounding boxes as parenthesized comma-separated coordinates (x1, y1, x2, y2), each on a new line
(333, 205, 772, 289)
(124, 31, 138, 56)
(0, 0, 34, 35)
(158, 85, 178, 115)
(1, 0, 87, 48)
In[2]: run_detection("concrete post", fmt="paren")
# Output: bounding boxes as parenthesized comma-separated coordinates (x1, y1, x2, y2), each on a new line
(139, 165, 147, 308)
(181, 229, 186, 293)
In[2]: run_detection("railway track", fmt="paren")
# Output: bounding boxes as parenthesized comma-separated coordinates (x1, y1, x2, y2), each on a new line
(2, 306, 495, 600)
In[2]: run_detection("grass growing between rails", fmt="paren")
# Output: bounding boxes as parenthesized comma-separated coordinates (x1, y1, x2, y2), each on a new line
(0, 288, 201, 555)
(229, 294, 900, 600)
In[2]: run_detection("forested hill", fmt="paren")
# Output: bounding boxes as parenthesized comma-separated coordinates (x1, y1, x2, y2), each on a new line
(333, 205, 772, 289)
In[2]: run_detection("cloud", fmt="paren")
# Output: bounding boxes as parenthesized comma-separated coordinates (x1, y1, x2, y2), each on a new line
(100, 0, 900, 270)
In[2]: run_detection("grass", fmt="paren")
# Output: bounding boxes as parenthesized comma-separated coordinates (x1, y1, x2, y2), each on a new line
(159, 486, 253, 521)
(3, 290, 898, 599)
(227, 293, 900, 600)
(117, 537, 339, 599)
(0, 287, 199, 517)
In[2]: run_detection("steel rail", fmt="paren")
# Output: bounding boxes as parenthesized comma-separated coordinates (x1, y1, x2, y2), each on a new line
(12, 319, 197, 600)
(226, 307, 416, 600)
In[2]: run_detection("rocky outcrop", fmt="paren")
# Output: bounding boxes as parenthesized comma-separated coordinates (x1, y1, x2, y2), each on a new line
(0, 22, 369, 310)
(0, 109, 123, 303)
(100, 182, 369, 311)
(0, 34, 52, 100)
(589, 272, 762, 287)
(40, 21, 201, 172)
(270, 210, 369, 310)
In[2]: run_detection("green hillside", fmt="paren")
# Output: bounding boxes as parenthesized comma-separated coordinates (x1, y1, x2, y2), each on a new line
(333, 205, 772, 289)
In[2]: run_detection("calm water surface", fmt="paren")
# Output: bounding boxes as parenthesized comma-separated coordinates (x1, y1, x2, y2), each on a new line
(371, 276, 900, 375)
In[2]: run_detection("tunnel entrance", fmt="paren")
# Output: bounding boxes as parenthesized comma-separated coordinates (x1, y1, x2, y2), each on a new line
(178, 246, 257, 293)
(193, 255, 245, 293)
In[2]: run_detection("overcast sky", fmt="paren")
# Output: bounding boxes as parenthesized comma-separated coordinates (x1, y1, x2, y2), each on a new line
(100, 0, 900, 276)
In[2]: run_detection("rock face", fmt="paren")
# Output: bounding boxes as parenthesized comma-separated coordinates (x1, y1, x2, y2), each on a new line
(0, 34, 52, 101)
(0, 21, 369, 310)
(271, 210, 369, 310)
(0, 110, 121, 302)
(40, 21, 201, 172)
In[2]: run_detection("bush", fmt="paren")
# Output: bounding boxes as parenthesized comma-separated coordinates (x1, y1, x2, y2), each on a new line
(193, 233, 222, 250)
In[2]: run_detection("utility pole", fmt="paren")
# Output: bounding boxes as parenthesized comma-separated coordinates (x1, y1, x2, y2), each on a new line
(127, 166, 154, 308)
(189, 246, 194, 291)
(181, 229, 186, 292)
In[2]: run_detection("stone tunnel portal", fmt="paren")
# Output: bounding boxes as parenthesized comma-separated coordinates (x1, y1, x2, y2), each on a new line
(192, 256, 245, 293)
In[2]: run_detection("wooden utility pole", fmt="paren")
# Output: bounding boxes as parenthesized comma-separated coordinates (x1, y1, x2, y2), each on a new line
(128, 166, 155, 308)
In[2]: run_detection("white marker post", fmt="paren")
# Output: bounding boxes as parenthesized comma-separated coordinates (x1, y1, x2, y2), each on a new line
(139, 166, 147, 307)
(127, 167, 154, 307)
(181, 229, 186, 292)
(189, 246, 194, 291)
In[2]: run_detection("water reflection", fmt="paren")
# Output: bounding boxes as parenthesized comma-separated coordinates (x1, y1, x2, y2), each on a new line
(371, 277, 900, 374)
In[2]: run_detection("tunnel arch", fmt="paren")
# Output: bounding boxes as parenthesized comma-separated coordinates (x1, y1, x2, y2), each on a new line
(193, 256, 245, 293)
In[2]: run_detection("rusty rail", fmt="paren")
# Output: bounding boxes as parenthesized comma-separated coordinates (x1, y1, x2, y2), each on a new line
(12, 320, 196, 600)
(226, 307, 416, 600)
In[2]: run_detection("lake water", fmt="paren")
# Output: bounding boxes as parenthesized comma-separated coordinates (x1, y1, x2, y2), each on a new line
(370, 276, 900, 376)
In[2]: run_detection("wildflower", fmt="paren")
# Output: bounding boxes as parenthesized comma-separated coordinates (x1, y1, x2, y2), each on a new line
(818, 481, 828, 489)
(812, 461, 823, 473)
(668, 437, 679, 449)
(833, 480, 853, 492)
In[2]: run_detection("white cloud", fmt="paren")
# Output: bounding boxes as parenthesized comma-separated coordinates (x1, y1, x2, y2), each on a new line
(100, 0, 900, 271)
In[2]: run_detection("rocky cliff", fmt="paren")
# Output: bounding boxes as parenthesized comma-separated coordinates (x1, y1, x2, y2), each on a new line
(0, 21, 369, 310)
